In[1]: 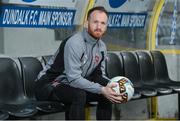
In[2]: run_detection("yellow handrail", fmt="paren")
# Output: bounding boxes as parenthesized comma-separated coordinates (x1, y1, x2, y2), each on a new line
(147, 0, 165, 50)
(147, 0, 165, 119)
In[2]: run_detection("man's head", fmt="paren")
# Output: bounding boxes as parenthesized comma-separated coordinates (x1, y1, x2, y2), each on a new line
(86, 6, 108, 39)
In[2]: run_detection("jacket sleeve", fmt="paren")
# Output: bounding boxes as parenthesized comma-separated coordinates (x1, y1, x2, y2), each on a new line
(64, 39, 103, 94)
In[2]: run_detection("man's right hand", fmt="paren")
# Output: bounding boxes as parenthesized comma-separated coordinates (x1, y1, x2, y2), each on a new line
(101, 82, 124, 103)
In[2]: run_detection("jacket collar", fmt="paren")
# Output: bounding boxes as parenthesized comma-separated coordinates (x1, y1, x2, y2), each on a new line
(83, 28, 100, 45)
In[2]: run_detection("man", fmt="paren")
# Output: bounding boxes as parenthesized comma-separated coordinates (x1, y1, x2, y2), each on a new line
(35, 6, 123, 120)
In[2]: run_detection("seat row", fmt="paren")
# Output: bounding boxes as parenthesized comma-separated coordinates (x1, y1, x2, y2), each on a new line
(106, 50, 180, 100)
(0, 50, 179, 119)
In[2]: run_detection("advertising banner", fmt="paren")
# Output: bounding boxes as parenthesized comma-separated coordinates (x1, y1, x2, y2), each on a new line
(0, 5, 76, 28)
(108, 12, 147, 28)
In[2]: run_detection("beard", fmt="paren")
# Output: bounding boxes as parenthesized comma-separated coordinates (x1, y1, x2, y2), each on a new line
(88, 29, 104, 39)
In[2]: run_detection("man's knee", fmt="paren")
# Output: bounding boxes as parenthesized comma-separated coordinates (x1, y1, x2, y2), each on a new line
(98, 95, 112, 107)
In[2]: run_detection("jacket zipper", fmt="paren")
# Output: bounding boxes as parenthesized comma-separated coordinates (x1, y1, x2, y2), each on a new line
(85, 43, 96, 77)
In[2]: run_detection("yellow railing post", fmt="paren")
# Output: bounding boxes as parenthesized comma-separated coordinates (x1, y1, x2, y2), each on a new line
(146, 0, 165, 119)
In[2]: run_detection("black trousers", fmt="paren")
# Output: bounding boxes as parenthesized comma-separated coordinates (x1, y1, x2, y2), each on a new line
(36, 73, 112, 120)
(49, 83, 112, 120)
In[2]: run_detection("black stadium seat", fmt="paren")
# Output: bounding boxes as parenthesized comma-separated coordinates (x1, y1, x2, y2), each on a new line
(19, 57, 43, 100)
(0, 58, 38, 118)
(150, 50, 180, 92)
(105, 52, 124, 79)
(120, 51, 157, 97)
(18, 57, 65, 113)
(135, 51, 172, 95)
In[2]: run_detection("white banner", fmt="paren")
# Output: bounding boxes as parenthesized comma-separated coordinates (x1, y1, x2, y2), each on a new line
(3, 0, 77, 8)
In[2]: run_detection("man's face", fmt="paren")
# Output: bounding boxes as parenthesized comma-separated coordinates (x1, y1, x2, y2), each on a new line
(87, 10, 108, 39)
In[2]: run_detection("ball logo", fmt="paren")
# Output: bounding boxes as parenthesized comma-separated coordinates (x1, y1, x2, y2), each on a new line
(22, 0, 37, 2)
(119, 78, 127, 93)
(109, 0, 127, 8)
(95, 54, 100, 64)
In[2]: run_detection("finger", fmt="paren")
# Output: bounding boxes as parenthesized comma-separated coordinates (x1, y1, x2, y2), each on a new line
(111, 95, 124, 103)
(108, 82, 118, 88)
(110, 97, 122, 104)
(108, 95, 123, 103)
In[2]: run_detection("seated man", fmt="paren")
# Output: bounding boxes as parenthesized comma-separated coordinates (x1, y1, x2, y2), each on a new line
(35, 6, 124, 120)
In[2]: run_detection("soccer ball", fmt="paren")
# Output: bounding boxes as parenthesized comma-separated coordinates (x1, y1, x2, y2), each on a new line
(110, 76, 134, 103)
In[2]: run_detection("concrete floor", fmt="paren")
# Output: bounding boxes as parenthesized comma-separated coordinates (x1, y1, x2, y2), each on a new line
(29, 99, 150, 120)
